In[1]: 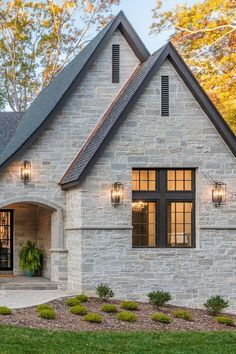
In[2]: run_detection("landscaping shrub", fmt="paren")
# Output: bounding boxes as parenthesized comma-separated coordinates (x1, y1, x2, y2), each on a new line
(70, 305, 88, 316)
(84, 313, 102, 323)
(36, 304, 52, 312)
(75, 294, 88, 303)
(173, 309, 192, 321)
(204, 296, 229, 316)
(65, 297, 81, 307)
(101, 304, 117, 313)
(38, 309, 56, 320)
(121, 301, 138, 311)
(117, 311, 137, 322)
(147, 290, 172, 308)
(0, 306, 12, 315)
(151, 313, 171, 324)
(96, 284, 114, 301)
(215, 316, 234, 327)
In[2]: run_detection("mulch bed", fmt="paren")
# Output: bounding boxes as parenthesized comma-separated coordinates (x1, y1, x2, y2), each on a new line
(1, 297, 236, 332)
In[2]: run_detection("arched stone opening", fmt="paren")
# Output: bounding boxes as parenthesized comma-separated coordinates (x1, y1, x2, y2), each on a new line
(0, 197, 67, 285)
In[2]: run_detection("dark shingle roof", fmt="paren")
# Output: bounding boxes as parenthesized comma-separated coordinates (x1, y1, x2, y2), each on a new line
(0, 11, 149, 170)
(60, 42, 236, 189)
(0, 112, 24, 152)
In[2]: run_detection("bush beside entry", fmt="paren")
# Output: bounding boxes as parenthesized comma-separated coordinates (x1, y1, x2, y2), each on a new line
(19, 241, 44, 276)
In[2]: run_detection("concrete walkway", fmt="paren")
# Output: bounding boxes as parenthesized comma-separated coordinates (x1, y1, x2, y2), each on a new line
(0, 290, 78, 309)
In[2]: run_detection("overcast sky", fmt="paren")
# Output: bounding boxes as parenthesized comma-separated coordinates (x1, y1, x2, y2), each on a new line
(114, 0, 198, 52)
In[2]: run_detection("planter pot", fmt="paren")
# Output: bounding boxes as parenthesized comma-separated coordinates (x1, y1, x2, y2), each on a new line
(25, 270, 34, 277)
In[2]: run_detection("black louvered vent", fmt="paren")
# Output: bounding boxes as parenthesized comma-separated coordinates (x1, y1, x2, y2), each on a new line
(161, 76, 169, 116)
(112, 44, 120, 83)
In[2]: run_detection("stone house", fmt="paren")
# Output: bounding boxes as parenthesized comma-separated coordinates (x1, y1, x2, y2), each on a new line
(0, 12, 235, 311)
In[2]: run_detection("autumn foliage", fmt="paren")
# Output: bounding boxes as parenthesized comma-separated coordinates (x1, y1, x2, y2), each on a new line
(151, 0, 236, 132)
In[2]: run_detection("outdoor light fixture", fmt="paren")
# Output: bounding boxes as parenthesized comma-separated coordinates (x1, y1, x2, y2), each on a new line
(212, 182, 226, 207)
(21, 161, 31, 183)
(111, 182, 124, 207)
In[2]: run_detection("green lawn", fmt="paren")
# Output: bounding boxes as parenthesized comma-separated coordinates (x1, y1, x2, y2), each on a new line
(0, 326, 235, 354)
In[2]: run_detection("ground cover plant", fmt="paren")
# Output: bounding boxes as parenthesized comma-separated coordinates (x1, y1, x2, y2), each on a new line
(215, 316, 234, 327)
(121, 301, 138, 311)
(151, 313, 171, 324)
(84, 313, 102, 323)
(101, 304, 117, 313)
(0, 306, 12, 315)
(173, 310, 193, 321)
(117, 311, 137, 322)
(70, 305, 88, 316)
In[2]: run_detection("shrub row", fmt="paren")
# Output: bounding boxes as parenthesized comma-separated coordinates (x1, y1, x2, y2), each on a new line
(95, 284, 231, 317)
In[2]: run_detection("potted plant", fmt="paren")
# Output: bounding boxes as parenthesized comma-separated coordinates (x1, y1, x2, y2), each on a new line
(19, 241, 44, 277)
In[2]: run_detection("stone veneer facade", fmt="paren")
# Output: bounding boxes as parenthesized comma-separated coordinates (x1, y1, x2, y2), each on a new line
(0, 29, 235, 311)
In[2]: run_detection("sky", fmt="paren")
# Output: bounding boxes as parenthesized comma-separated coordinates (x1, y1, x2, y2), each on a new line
(113, 0, 197, 53)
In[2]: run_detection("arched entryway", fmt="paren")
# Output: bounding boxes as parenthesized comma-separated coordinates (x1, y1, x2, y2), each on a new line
(0, 197, 64, 280)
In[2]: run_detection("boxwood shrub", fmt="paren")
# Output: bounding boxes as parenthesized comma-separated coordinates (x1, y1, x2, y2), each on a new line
(147, 290, 172, 308)
(204, 296, 229, 316)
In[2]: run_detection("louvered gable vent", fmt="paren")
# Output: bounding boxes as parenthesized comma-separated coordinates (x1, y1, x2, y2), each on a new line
(161, 75, 169, 116)
(112, 44, 120, 83)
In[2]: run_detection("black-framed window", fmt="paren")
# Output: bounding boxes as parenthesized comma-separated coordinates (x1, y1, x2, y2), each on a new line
(132, 169, 195, 248)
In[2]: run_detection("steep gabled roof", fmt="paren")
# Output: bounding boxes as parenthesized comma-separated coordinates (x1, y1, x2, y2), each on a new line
(0, 112, 23, 152)
(60, 42, 236, 189)
(0, 11, 149, 170)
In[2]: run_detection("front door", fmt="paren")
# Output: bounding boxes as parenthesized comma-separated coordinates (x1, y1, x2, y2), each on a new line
(0, 210, 13, 270)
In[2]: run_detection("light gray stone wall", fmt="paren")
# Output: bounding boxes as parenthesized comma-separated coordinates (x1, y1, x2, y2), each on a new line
(0, 30, 139, 283)
(37, 207, 51, 279)
(66, 59, 236, 312)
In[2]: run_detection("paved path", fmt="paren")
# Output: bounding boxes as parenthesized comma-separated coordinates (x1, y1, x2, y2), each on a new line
(0, 290, 78, 309)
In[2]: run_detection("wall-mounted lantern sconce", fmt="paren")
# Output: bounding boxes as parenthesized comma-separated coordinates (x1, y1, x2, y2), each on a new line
(111, 182, 124, 207)
(21, 161, 31, 183)
(212, 182, 226, 207)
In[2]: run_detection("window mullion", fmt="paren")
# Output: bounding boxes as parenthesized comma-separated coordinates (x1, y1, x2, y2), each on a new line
(159, 169, 167, 248)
